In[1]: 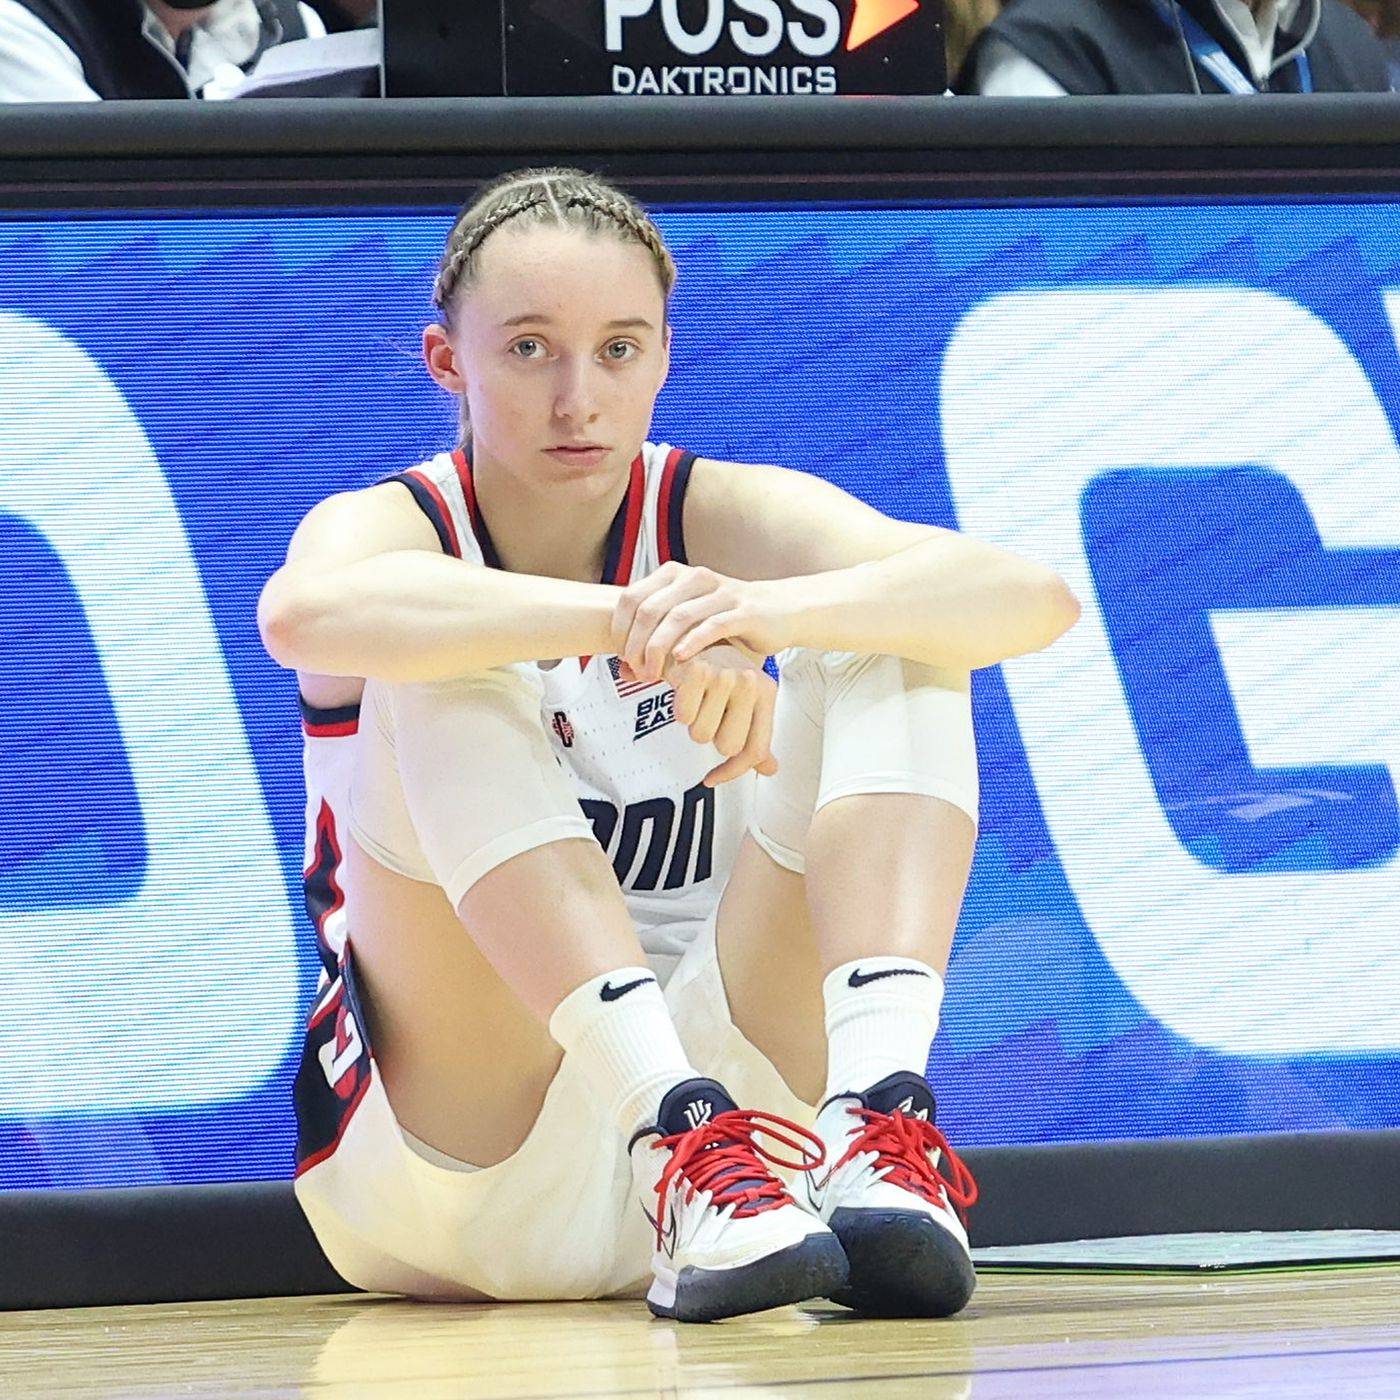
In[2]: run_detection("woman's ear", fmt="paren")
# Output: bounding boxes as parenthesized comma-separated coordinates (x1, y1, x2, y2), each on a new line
(423, 323, 467, 393)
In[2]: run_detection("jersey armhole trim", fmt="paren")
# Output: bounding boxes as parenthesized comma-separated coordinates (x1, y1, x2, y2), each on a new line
(658, 448, 696, 567)
(381, 470, 460, 558)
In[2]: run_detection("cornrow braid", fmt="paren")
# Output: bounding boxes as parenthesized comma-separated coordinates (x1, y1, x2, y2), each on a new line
(431, 191, 546, 308)
(432, 167, 676, 323)
(562, 190, 674, 287)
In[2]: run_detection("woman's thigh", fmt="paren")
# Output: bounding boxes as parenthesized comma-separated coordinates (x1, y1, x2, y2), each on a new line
(341, 834, 563, 1168)
(714, 834, 827, 1105)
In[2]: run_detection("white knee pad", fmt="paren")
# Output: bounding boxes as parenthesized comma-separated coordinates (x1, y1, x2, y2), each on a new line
(749, 649, 979, 876)
(348, 665, 594, 908)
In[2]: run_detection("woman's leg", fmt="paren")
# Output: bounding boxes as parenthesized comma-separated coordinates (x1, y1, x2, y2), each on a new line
(344, 835, 644, 1167)
(344, 667, 696, 1165)
(335, 664, 846, 1319)
(710, 649, 981, 1317)
(716, 650, 977, 1099)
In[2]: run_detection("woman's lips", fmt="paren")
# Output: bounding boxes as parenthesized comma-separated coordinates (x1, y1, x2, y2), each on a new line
(544, 445, 610, 466)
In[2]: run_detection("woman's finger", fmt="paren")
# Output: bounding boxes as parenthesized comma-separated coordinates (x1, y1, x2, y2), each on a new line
(672, 664, 711, 726)
(705, 679, 777, 785)
(624, 572, 722, 676)
(673, 612, 744, 663)
(710, 675, 756, 759)
(641, 599, 733, 682)
(611, 561, 684, 653)
(688, 667, 736, 746)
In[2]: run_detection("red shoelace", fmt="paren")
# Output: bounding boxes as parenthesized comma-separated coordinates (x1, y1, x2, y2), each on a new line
(834, 1108, 979, 1213)
(650, 1109, 825, 1249)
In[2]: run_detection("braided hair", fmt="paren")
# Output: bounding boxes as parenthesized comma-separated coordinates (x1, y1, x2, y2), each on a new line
(433, 167, 677, 324)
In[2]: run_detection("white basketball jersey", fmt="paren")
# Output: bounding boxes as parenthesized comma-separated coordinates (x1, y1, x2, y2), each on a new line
(299, 442, 751, 975)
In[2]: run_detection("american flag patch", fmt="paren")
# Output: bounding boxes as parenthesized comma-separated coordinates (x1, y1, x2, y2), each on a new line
(608, 655, 653, 697)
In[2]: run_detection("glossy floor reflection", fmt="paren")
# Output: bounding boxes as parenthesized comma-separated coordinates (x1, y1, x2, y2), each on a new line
(6, 1269, 1400, 1398)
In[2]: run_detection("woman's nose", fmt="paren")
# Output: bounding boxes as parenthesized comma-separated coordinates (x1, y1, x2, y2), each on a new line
(554, 359, 600, 423)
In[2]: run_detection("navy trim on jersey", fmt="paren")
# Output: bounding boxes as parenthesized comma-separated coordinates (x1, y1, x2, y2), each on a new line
(468, 495, 504, 570)
(380, 471, 456, 558)
(600, 496, 630, 583)
(294, 947, 374, 1175)
(298, 696, 362, 728)
(666, 451, 696, 566)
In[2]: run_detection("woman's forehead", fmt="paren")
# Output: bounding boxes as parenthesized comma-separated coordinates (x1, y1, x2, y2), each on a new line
(467, 225, 664, 324)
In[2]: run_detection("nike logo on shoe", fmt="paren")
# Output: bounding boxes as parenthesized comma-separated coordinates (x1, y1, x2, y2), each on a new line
(643, 1205, 680, 1258)
(600, 976, 656, 1002)
(847, 967, 932, 988)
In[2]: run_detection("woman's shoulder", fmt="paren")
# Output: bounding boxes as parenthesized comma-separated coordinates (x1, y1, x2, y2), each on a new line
(666, 452, 834, 577)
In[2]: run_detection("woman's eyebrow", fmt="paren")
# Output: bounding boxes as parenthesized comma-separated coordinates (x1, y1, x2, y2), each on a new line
(499, 314, 656, 331)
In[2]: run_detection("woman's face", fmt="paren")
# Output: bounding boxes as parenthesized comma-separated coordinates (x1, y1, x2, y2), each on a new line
(452, 223, 670, 500)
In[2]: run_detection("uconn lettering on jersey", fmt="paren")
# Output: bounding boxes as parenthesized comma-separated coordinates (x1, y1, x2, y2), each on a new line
(581, 782, 716, 891)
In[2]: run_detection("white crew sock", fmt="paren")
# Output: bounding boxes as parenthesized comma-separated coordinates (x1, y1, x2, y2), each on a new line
(548, 967, 699, 1137)
(822, 956, 945, 1103)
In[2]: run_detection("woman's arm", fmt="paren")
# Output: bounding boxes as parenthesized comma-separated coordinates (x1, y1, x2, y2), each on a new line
(616, 458, 1079, 676)
(258, 484, 621, 683)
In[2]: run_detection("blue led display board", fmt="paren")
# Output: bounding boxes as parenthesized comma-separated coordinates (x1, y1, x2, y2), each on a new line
(2, 199, 1398, 1188)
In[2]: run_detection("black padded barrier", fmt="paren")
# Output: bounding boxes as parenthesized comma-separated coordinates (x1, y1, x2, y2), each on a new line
(1, 94, 1398, 1310)
(3, 1131, 1398, 1310)
(0, 94, 1397, 209)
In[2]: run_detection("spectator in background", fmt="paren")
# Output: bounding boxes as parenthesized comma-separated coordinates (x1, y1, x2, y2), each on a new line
(957, 0, 1391, 93)
(944, 0, 1005, 81)
(0, 0, 327, 100)
(1347, 0, 1400, 81)
(303, 0, 375, 32)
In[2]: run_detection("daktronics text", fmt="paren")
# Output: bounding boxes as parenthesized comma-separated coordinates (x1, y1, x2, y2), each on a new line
(605, 0, 844, 94)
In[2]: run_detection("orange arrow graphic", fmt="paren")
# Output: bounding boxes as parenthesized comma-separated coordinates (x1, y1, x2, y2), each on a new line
(846, 0, 920, 50)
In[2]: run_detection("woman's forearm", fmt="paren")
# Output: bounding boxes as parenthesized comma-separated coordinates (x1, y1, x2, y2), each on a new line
(259, 550, 622, 682)
(776, 535, 1081, 670)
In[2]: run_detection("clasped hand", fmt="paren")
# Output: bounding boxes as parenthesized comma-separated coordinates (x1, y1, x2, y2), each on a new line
(610, 562, 791, 787)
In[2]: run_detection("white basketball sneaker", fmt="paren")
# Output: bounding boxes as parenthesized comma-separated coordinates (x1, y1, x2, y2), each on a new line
(629, 1077, 848, 1322)
(805, 1071, 978, 1317)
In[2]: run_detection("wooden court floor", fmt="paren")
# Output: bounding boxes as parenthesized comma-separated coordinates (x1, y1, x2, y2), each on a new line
(7, 1268, 1400, 1398)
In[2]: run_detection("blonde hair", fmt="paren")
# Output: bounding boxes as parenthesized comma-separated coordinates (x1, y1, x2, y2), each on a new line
(434, 167, 677, 324)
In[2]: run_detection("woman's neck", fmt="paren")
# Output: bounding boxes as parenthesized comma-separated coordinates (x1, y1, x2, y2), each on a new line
(472, 457, 628, 585)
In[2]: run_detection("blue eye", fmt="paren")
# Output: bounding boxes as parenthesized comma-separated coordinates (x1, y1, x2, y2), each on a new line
(512, 339, 543, 358)
(606, 341, 638, 361)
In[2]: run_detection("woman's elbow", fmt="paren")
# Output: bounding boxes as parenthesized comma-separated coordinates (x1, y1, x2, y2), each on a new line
(998, 571, 1080, 664)
(257, 573, 321, 669)
(1046, 573, 1082, 641)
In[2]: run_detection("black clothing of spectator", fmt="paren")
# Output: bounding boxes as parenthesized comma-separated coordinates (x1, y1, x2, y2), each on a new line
(12, 0, 307, 98)
(958, 0, 1391, 93)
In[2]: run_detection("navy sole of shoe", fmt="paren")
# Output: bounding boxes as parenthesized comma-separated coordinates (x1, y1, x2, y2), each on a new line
(648, 1232, 849, 1324)
(827, 1208, 977, 1318)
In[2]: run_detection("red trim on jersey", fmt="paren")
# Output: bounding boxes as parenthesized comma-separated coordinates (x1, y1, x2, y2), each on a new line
(294, 1069, 374, 1177)
(656, 446, 684, 564)
(452, 448, 506, 568)
(302, 718, 358, 738)
(304, 798, 348, 982)
(307, 980, 343, 1033)
(406, 467, 461, 558)
(609, 453, 647, 588)
(452, 447, 477, 531)
(580, 452, 647, 670)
